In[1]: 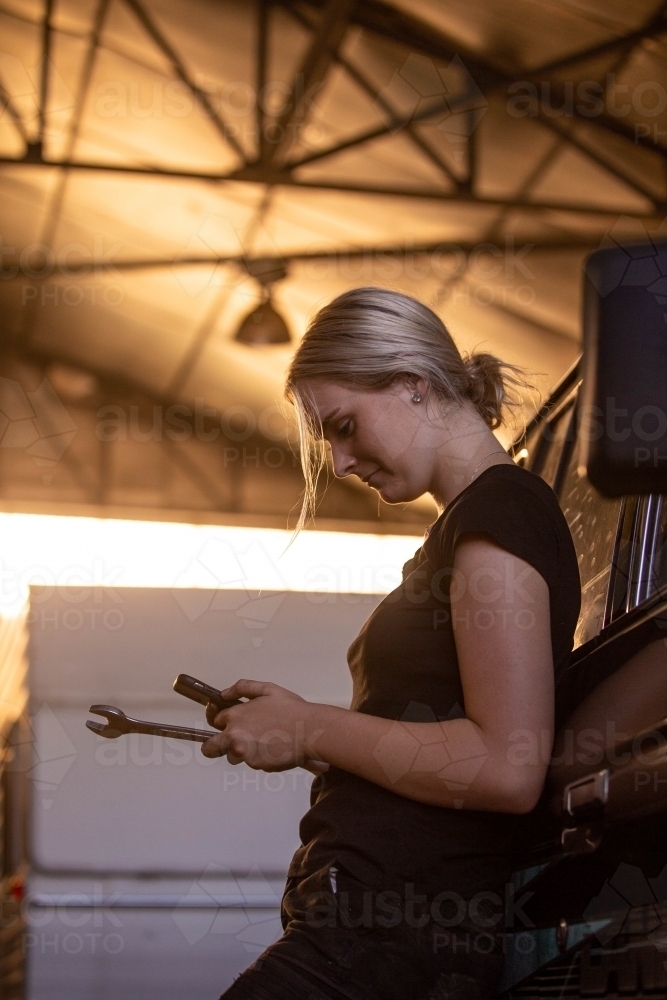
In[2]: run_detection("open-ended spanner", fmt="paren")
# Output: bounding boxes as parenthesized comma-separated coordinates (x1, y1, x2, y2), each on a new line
(86, 705, 217, 743)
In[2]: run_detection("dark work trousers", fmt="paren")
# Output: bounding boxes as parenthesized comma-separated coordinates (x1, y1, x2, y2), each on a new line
(220, 863, 505, 1000)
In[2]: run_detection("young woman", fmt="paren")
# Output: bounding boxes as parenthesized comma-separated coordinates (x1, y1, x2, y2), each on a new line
(202, 287, 581, 1000)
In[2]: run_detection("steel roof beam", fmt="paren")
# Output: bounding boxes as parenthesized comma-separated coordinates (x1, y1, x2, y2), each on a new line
(277, 90, 461, 172)
(37, 0, 111, 253)
(264, 0, 354, 165)
(534, 112, 662, 209)
(39, 0, 54, 139)
(527, 3, 667, 77)
(290, 0, 500, 84)
(219, 175, 667, 218)
(529, 81, 667, 157)
(0, 344, 377, 517)
(0, 240, 601, 280)
(62, 0, 111, 163)
(285, 2, 463, 190)
(288, 0, 667, 160)
(1, 153, 663, 218)
(299, 0, 667, 85)
(165, 187, 276, 398)
(0, 79, 29, 145)
(121, 0, 248, 166)
(161, 435, 232, 511)
(460, 280, 578, 344)
(33, 0, 54, 156)
(256, 0, 269, 162)
(431, 136, 566, 307)
(20, 0, 112, 351)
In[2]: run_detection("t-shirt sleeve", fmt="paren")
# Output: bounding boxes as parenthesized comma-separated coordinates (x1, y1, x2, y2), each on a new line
(436, 474, 562, 592)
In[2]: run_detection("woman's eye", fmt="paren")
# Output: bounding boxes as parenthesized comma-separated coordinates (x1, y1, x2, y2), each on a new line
(337, 421, 353, 438)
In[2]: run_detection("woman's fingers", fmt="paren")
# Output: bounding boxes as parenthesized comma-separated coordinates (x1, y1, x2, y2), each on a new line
(200, 684, 324, 773)
(201, 732, 228, 758)
(206, 701, 222, 728)
(201, 728, 329, 775)
(206, 680, 273, 728)
(302, 759, 330, 775)
(201, 728, 254, 761)
(219, 679, 273, 701)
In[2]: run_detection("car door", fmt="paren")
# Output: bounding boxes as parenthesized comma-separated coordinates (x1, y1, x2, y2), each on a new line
(501, 380, 667, 997)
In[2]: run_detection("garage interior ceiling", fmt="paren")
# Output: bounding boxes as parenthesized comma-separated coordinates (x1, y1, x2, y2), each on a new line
(0, 0, 666, 529)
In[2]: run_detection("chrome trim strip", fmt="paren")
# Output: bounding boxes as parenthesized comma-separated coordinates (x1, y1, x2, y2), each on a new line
(28, 893, 281, 908)
(627, 494, 665, 611)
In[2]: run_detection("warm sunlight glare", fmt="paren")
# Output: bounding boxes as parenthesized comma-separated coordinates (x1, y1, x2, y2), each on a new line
(0, 513, 424, 617)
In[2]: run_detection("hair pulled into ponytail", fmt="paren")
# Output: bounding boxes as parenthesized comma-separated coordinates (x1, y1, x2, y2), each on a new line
(461, 352, 508, 430)
(285, 286, 534, 529)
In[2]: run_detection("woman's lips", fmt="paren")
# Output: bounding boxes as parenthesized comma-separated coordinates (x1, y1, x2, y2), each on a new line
(362, 470, 381, 485)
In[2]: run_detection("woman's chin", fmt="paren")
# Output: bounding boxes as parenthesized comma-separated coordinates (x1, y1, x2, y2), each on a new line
(375, 484, 413, 505)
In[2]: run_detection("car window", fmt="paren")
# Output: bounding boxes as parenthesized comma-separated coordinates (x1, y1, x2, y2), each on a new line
(558, 440, 622, 647)
(514, 420, 542, 469)
(531, 399, 575, 489)
(605, 497, 641, 624)
(649, 496, 667, 597)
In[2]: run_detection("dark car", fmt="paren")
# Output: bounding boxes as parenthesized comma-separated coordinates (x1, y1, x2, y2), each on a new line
(499, 359, 667, 998)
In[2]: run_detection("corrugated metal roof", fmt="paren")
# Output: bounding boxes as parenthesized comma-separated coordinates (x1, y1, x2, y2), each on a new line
(0, 0, 665, 524)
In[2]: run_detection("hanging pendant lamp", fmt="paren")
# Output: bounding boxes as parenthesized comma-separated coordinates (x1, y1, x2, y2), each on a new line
(234, 258, 291, 345)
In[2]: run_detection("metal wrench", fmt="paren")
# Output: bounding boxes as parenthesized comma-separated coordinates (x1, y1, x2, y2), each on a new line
(86, 705, 218, 743)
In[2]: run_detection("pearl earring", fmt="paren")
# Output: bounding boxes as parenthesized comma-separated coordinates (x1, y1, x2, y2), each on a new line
(411, 392, 422, 403)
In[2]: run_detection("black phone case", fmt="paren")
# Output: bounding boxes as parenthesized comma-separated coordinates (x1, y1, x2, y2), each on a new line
(173, 673, 239, 709)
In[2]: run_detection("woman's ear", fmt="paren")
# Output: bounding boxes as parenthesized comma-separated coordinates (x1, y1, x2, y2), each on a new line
(402, 376, 429, 400)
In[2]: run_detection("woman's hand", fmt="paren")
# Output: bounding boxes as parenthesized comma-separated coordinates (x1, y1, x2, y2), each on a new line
(201, 679, 329, 775)
(197, 538, 553, 814)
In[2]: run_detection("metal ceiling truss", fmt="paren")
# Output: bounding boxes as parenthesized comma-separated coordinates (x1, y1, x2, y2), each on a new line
(265, 0, 354, 165)
(0, 82, 28, 144)
(2, 150, 664, 218)
(0, 346, 396, 520)
(279, 0, 667, 207)
(430, 134, 568, 308)
(1, 0, 643, 522)
(164, 186, 276, 399)
(0, 0, 665, 219)
(0, 346, 278, 512)
(284, 0, 667, 310)
(0, 238, 600, 280)
(19, 0, 112, 349)
(256, 0, 269, 162)
(459, 278, 574, 344)
(286, 2, 462, 189)
(283, 0, 667, 163)
(122, 0, 248, 164)
(34, 0, 54, 157)
(533, 113, 661, 206)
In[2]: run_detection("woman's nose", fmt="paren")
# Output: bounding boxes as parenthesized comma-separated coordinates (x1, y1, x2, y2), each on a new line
(330, 444, 356, 478)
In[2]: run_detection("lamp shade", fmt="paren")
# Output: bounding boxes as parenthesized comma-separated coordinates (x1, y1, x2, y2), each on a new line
(234, 299, 291, 345)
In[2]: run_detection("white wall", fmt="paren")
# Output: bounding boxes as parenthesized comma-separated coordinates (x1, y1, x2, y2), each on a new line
(26, 586, 382, 998)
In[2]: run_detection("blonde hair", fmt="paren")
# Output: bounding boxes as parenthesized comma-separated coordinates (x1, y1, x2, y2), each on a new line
(285, 287, 532, 530)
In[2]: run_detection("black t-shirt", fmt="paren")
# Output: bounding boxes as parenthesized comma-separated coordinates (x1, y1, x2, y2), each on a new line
(288, 463, 581, 898)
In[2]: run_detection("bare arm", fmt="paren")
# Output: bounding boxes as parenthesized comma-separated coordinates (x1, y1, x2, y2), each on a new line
(203, 535, 554, 815)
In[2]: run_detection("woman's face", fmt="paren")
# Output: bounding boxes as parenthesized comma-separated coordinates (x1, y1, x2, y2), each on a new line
(303, 378, 439, 504)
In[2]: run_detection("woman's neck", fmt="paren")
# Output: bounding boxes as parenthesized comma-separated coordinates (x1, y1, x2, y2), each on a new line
(428, 407, 515, 508)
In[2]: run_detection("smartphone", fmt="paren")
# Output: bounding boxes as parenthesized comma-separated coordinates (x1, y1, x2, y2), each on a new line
(173, 673, 241, 710)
